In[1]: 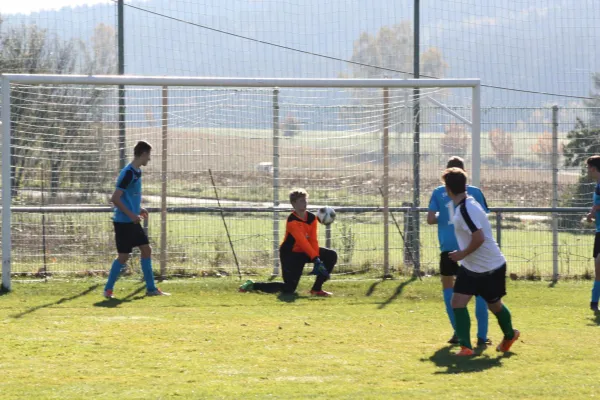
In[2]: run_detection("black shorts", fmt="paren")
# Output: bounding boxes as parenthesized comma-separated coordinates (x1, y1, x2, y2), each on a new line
(114, 222, 149, 254)
(594, 233, 600, 259)
(453, 264, 507, 304)
(440, 252, 459, 276)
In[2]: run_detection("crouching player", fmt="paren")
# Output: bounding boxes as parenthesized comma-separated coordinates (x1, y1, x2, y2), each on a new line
(239, 188, 337, 296)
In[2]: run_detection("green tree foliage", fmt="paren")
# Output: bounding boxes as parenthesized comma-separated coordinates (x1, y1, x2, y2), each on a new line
(560, 118, 600, 231)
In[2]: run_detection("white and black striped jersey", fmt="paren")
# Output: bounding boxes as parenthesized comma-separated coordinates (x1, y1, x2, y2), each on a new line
(451, 196, 505, 273)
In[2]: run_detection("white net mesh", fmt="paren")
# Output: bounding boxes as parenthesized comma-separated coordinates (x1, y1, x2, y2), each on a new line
(5, 80, 475, 278)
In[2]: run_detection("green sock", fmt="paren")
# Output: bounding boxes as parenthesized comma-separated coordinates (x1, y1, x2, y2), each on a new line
(494, 304, 515, 340)
(453, 307, 472, 349)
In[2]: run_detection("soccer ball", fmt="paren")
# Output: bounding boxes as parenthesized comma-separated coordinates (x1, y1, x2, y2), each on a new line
(316, 206, 336, 225)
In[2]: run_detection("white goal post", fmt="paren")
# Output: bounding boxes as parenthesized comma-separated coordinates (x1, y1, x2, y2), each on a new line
(1, 74, 481, 290)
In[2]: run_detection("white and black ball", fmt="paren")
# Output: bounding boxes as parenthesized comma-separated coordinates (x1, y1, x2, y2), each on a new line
(316, 206, 336, 225)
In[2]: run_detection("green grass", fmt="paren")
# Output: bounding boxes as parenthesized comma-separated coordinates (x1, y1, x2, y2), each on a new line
(1, 278, 600, 399)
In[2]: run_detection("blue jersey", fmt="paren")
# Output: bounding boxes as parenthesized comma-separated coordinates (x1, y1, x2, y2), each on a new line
(113, 163, 143, 223)
(428, 185, 489, 252)
(594, 183, 600, 232)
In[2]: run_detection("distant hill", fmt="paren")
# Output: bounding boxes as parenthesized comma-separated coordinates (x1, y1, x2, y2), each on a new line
(3, 0, 599, 106)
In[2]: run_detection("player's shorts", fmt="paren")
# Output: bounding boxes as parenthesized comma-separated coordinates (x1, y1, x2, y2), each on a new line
(594, 232, 600, 259)
(439, 251, 459, 276)
(454, 264, 507, 304)
(114, 222, 149, 254)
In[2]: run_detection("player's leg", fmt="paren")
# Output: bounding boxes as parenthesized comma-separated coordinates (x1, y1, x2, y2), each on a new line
(481, 264, 520, 352)
(133, 224, 169, 296)
(281, 253, 308, 294)
(248, 258, 288, 293)
(439, 252, 458, 342)
(451, 267, 475, 353)
(249, 253, 305, 294)
(311, 247, 337, 295)
(590, 233, 600, 311)
(104, 222, 132, 298)
(475, 295, 490, 345)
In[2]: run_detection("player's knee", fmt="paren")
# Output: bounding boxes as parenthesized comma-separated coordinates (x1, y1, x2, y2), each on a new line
(117, 254, 130, 264)
(441, 275, 454, 289)
(140, 245, 152, 258)
(320, 248, 337, 267)
(451, 295, 469, 308)
(487, 300, 503, 314)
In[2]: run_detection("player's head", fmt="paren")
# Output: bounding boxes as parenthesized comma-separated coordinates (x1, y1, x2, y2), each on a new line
(289, 188, 308, 212)
(446, 156, 465, 171)
(134, 141, 152, 166)
(586, 155, 600, 180)
(442, 167, 467, 197)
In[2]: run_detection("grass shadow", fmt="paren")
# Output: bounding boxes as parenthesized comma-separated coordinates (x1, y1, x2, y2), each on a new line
(589, 310, 600, 326)
(11, 284, 101, 319)
(93, 286, 146, 308)
(423, 345, 505, 374)
(377, 276, 417, 309)
(276, 292, 311, 303)
(366, 279, 385, 297)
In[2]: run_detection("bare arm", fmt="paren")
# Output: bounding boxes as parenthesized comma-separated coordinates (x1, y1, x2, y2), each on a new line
(111, 189, 140, 223)
(427, 211, 438, 225)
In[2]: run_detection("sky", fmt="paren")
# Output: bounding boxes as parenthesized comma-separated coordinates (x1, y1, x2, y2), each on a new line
(2, 0, 112, 15)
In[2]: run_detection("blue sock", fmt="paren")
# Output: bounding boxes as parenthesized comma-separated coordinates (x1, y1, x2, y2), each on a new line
(443, 288, 456, 332)
(475, 296, 489, 340)
(592, 281, 600, 303)
(105, 259, 124, 291)
(141, 258, 157, 292)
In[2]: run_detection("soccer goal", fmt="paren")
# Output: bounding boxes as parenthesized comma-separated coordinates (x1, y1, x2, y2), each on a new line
(1, 74, 481, 290)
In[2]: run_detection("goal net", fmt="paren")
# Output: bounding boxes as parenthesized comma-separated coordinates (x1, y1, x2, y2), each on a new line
(0, 75, 480, 289)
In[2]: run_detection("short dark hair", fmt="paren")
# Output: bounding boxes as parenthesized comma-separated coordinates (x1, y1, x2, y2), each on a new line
(289, 188, 308, 204)
(134, 141, 152, 157)
(446, 156, 465, 170)
(442, 167, 467, 195)
(586, 155, 600, 172)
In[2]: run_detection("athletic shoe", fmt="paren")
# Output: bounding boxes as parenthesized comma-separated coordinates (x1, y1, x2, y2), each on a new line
(310, 289, 332, 297)
(447, 334, 459, 345)
(496, 329, 520, 352)
(455, 346, 475, 356)
(103, 289, 114, 299)
(146, 288, 171, 296)
(591, 302, 599, 311)
(477, 337, 492, 346)
(239, 280, 254, 292)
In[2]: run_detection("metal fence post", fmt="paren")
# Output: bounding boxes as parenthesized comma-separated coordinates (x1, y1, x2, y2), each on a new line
(552, 105, 559, 282)
(383, 87, 390, 277)
(160, 86, 168, 279)
(496, 212, 502, 248)
(272, 88, 280, 276)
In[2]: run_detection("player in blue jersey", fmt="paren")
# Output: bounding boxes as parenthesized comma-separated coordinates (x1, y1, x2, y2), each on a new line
(586, 156, 600, 311)
(103, 141, 170, 298)
(427, 156, 491, 346)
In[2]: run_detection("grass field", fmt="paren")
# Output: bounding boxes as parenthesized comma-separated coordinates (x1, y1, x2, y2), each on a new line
(1, 278, 600, 399)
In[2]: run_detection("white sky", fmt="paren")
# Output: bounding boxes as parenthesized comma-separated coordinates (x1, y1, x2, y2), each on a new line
(2, 0, 113, 15)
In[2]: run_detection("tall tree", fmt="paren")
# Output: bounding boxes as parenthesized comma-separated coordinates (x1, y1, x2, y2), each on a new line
(560, 117, 600, 231)
(344, 21, 449, 138)
(0, 19, 115, 199)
